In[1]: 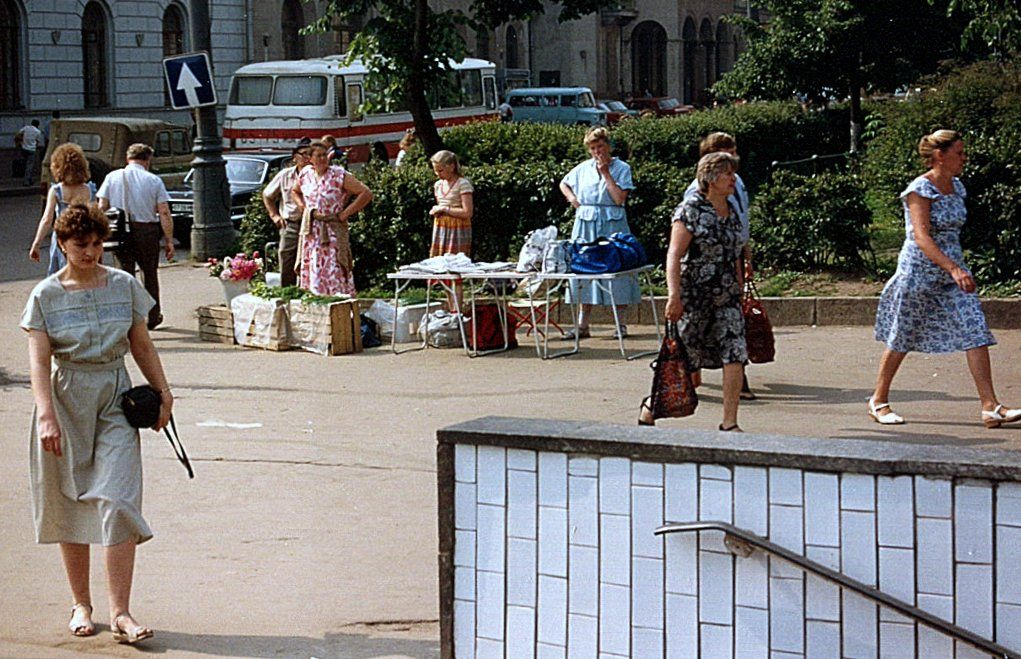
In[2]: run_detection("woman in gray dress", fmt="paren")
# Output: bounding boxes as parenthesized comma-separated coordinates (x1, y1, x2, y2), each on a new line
(640, 152, 747, 430)
(22, 204, 172, 644)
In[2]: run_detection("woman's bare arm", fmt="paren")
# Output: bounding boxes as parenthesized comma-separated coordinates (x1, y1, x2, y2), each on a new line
(27, 329, 61, 456)
(128, 321, 173, 431)
(906, 192, 975, 292)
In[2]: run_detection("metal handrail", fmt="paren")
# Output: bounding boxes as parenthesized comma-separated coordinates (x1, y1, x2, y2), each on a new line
(655, 521, 1018, 658)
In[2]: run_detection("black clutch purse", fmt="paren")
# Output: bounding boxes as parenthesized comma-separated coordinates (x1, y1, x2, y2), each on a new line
(121, 385, 194, 478)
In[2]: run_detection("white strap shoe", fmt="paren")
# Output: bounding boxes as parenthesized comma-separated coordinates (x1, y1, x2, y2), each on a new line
(868, 397, 904, 425)
(982, 404, 1021, 428)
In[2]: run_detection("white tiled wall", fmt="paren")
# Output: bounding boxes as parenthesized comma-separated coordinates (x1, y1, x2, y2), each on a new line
(451, 446, 1021, 656)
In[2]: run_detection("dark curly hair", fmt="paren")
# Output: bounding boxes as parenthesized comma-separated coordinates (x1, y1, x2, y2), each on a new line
(54, 203, 110, 243)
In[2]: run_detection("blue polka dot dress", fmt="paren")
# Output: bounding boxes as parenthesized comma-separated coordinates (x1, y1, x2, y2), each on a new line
(874, 176, 995, 353)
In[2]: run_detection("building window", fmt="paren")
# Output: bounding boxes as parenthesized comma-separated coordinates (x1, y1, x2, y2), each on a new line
(82, 1, 109, 108)
(476, 29, 490, 60)
(281, 0, 305, 59)
(162, 4, 186, 106)
(0, 0, 20, 110)
(505, 25, 519, 69)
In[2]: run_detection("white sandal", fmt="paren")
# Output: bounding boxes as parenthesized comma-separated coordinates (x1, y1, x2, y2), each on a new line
(68, 603, 95, 637)
(982, 404, 1021, 429)
(868, 397, 904, 425)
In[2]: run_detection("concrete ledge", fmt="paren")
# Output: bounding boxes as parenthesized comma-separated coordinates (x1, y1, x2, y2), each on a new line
(550, 296, 1021, 329)
(439, 416, 1021, 481)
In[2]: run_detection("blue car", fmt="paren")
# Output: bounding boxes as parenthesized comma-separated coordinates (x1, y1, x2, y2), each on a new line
(505, 87, 606, 126)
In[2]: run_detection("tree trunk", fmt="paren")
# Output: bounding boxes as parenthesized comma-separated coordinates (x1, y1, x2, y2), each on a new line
(848, 58, 863, 154)
(409, 0, 443, 156)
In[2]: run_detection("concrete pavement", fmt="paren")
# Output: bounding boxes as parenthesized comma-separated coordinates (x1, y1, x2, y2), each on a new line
(1, 262, 1019, 658)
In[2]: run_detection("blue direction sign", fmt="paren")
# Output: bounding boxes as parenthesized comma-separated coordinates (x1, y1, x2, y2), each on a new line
(163, 52, 218, 110)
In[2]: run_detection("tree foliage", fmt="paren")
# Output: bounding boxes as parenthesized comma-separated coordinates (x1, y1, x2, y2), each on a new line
(936, 0, 1021, 57)
(303, 0, 612, 155)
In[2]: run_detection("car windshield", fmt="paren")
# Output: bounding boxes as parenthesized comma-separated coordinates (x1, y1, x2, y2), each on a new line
(606, 101, 627, 111)
(184, 158, 268, 186)
(578, 92, 595, 108)
(658, 98, 680, 109)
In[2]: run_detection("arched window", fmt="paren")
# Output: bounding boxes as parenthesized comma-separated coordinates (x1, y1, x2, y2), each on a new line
(630, 21, 667, 97)
(0, 0, 21, 110)
(162, 4, 185, 106)
(715, 21, 732, 81)
(505, 25, 519, 69)
(476, 29, 490, 60)
(698, 18, 715, 103)
(682, 17, 697, 104)
(281, 0, 305, 59)
(82, 1, 109, 108)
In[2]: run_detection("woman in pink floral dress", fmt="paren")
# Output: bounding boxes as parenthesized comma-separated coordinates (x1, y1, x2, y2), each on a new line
(291, 142, 373, 295)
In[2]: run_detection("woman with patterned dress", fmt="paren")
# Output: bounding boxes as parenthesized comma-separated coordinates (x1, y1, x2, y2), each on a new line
(291, 142, 373, 296)
(429, 149, 474, 311)
(22, 204, 173, 644)
(870, 130, 1019, 428)
(640, 153, 747, 430)
(559, 126, 639, 339)
(29, 143, 97, 275)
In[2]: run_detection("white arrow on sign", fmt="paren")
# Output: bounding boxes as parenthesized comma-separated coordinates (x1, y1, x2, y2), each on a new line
(176, 62, 203, 107)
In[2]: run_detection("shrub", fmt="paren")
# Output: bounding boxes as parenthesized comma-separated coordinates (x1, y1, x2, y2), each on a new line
(237, 183, 276, 269)
(750, 169, 873, 271)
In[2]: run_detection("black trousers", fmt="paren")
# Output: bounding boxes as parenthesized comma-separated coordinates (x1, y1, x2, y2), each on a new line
(115, 222, 162, 326)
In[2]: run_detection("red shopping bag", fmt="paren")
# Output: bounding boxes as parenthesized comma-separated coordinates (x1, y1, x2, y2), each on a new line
(649, 321, 698, 419)
(743, 281, 775, 364)
(466, 304, 517, 351)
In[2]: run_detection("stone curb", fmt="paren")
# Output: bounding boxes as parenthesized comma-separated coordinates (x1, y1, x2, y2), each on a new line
(565, 296, 1021, 329)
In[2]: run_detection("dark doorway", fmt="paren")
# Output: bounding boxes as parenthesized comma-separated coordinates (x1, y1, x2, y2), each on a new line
(162, 4, 185, 106)
(82, 1, 108, 108)
(505, 25, 519, 69)
(630, 21, 667, 97)
(282, 0, 305, 59)
(682, 18, 696, 104)
(0, 0, 20, 110)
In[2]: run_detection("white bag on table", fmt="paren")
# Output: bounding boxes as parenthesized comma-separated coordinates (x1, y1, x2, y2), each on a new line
(516, 226, 558, 272)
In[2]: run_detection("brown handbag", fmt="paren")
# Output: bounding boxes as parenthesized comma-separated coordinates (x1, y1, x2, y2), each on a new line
(649, 321, 698, 419)
(743, 281, 776, 364)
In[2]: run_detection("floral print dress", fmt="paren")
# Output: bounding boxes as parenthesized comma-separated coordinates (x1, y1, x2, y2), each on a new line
(672, 194, 748, 369)
(296, 164, 356, 296)
(874, 176, 995, 353)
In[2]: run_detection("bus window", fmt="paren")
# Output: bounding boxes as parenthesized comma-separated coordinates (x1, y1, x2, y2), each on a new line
(430, 70, 462, 109)
(230, 76, 273, 105)
(509, 95, 538, 107)
(541, 95, 559, 107)
(333, 76, 346, 117)
(561, 95, 578, 107)
(460, 70, 483, 107)
(483, 76, 496, 109)
(347, 84, 363, 120)
(273, 76, 328, 106)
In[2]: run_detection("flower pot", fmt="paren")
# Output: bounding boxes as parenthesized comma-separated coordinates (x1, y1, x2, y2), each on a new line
(219, 278, 250, 305)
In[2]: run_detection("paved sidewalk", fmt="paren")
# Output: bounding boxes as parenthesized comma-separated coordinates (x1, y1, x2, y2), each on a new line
(1, 264, 1018, 657)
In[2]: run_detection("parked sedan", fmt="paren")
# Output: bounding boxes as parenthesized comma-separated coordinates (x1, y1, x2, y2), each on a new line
(596, 100, 639, 125)
(625, 96, 693, 118)
(167, 152, 291, 247)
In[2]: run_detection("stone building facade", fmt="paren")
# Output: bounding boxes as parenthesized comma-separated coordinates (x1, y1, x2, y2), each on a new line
(1, 0, 248, 148)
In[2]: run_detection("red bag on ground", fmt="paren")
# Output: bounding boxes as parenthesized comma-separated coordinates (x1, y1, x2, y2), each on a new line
(743, 281, 775, 364)
(466, 304, 518, 351)
(649, 322, 698, 419)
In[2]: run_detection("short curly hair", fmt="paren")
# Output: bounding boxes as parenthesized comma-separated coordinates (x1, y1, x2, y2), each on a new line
(696, 152, 740, 194)
(49, 143, 91, 185)
(54, 203, 110, 244)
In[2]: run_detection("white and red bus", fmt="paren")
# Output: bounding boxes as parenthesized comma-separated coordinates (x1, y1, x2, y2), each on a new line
(223, 56, 498, 163)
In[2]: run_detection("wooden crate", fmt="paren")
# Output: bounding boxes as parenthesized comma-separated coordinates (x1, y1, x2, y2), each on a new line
(197, 305, 235, 344)
(288, 299, 363, 356)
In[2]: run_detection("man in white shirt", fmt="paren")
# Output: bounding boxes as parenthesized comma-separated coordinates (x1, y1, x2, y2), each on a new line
(98, 143, 174, 330)
(15, 119, 42, 186)
(262, 144, 311, 286)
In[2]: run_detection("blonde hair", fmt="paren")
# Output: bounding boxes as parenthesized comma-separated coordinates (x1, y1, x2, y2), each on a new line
(699, 132, 737, 157)
(918, 129, 962, 166)
(126, 143, 153, 161)
(583, 126, 611, 147)
(50, 143, 91, 185)
(430, 149, 461, 175)
(321, 134, 337, 148)
(696, 152, 740, 194)
(399, 129, 416, 151)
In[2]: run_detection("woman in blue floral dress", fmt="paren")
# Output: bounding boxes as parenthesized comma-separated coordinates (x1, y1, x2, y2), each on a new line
(870, 130, 1019, 428)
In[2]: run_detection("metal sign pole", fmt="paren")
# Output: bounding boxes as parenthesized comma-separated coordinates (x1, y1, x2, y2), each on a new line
(187, 0, 232, 261)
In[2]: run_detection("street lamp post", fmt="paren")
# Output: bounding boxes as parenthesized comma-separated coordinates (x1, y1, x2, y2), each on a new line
(188, 0, 232, 260)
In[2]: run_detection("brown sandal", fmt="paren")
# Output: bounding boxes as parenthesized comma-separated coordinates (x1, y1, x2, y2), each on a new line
(719, 424, 743, 432)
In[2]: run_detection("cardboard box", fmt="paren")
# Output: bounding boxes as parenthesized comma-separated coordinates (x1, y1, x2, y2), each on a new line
(287, 299, 363, 356)
(230, 294, 291, 351)
(197, 304, 235, 344)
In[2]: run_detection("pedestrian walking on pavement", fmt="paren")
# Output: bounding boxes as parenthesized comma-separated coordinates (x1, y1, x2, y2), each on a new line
(21, 203, 172, 645)
(29, 143, 97, 275)
(559, 126, 639, 339)
(15, 119, 42, 186)
(97, 143, 174, 330)
(870, 129, 1020, 428)
(640, 152, 747, 431)
(683, 132, 757, 399)
(292, 141, 373, 296)
(262, 143, 311, 287)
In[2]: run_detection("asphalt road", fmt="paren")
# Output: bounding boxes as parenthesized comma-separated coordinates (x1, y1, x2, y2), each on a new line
(1, 197, 1019, 658)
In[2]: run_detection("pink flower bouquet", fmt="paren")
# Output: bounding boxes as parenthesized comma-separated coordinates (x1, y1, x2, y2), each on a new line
(207, 252, 263, 282)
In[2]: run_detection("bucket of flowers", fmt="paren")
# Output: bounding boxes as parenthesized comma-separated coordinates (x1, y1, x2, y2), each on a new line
(208, 251, 263, 305)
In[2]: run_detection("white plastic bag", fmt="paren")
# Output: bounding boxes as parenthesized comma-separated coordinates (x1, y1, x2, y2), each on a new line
(541, 239, 571, 273)
(418, 310, 464, 348)
(516, 225, 558, 272)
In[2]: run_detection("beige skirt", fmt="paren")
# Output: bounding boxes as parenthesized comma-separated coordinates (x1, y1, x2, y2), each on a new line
(29, 358, 152, 545)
